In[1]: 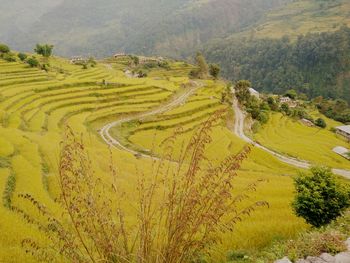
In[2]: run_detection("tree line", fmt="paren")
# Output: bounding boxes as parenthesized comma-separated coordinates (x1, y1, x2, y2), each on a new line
(204, 26, 350, 105)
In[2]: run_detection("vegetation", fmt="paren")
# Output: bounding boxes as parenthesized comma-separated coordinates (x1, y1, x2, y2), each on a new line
(209, 63, 221, 79)
(26, 57, 39, 68)
(292, 167, 350, 228)
(17, 52, 27, 61)
(0, 43, 10, 54)
(254, 112, 350, 169)
(22, 114, 269, 262)
(0, 50, 346, 262)
(315, 117, 327, 128)
(262, 210, 350, 262)
(189, 52, 209, 79)
(205, 27, 350, 104)
(34, 44, 54, 58)
(315, 97, 350, 124)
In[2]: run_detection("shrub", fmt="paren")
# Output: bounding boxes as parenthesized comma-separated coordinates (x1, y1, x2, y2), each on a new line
(17, 52, 27, 61)
(0, 43, 10, 54)
(20, 111, 268, 263)
(41, 63, 50, 71)
(315, 118, 327, 128)
(292, 167, 350, 228)
(2, 52, 16, 62)
(26, 57, 39, 68)
(280, 103, 290, 115)
(257, 111, 269, 124)
(209, 63, 220, 79)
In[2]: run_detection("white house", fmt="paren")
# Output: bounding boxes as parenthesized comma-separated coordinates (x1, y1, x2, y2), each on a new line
(336, 125, 350, 140)
(249, 88, 260, 98)
(114, 53, 127, 59)
(280, 97, 292, 104)
(279, 96, 297, 108)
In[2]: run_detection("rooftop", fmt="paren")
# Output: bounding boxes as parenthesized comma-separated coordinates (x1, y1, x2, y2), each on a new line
(336, 125, 350, 134)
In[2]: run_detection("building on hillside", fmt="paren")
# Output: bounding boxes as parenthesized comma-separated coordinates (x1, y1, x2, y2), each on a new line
(70, 56, 86, 64)
(280, 96, 292, 104)
(139, 56, 162, 64)
(114, 53, 127, 59)
(279, 96, 297, 108)
(300, 118, 314, 127)
(335, 125, 350, 140)
(249, 88, 260, 98)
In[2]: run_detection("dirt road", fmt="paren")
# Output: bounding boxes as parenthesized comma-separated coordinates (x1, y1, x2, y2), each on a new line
(232, 93, 350, 179)
(99, 85, 200, 158)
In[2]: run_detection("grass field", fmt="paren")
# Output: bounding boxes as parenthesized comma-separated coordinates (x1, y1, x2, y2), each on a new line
(0, 54, 340, 262)
(254, 112, 350, 170)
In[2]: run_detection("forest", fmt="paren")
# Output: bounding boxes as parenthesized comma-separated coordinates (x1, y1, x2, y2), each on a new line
(205, 26, 350, 104)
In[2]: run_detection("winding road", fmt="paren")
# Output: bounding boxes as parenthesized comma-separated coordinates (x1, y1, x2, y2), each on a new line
(232, 92, 350, 179)
(98, 83, 350, 179)
(99, 85, 200, 158)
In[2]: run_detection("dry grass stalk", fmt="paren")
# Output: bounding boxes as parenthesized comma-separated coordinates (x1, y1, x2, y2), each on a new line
(18, 110, 268, 263)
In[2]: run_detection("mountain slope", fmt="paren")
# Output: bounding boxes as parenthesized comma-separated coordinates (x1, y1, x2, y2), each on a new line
(204, 0, 350, 102)
(3, 0, 290, 57)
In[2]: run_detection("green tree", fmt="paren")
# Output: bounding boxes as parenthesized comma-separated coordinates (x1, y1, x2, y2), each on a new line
(0, 44, 10, 54)
(18, 53, 28, 61)
(209, 63, 220, 79)
(267, 96, 279, 111)
(234, 80, 251, 105)
(34, 44, 54, 58)
(26, 57, 39, 68)
(285, 89, 297, 100)
(292, 167, 350, 228)
(315, 118, 326, 128)
(195, 52, 208, 79)
(280, 103, 290, 115)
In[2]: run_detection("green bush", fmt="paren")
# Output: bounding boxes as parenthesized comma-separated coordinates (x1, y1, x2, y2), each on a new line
(26, 57, 39, 67)
(2, 52, 16, 62)
(17, 52, 27, 61)
(0, 43, 10, 54)
(292, 167, 350, 228)
(315, 117, 327, 128)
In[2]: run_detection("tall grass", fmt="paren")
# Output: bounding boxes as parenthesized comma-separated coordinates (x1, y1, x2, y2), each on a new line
(19, 110, 268, 262)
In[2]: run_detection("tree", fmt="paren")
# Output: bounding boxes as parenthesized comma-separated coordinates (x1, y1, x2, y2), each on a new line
(292, 167, 350, 228)
(234, 80, 251, 105)
(34, 44, 54, 58)
(285, 89, 297, 100)
(267, 96, 279, 111)
(195, 52, 209, 79)
(0, 44, 10, 54)
(209, 63, 220, 79)
(280, 103, 290, 115)
(26, 57, 39, 68)
(315, 118, 326, 128)
(18, 53, 28, 61)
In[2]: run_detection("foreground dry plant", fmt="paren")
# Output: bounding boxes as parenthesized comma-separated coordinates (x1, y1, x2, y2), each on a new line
(19, 110, 268, 263)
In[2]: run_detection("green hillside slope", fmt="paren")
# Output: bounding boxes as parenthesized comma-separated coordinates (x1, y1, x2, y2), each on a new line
(0, 51, 308, 262)
(204, 0, 350, 103)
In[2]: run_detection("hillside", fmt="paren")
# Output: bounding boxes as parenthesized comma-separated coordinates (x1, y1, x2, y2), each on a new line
(0, 51, 309, 262)
(204, 0, 350, 103)
(2, 0, 290, 58)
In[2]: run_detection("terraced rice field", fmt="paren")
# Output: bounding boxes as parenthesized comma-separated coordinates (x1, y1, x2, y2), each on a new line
(254, 113, 350, 170)
(0, 56, 307, 262)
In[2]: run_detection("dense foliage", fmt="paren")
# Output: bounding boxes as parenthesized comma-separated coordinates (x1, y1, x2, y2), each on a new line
(292, 167, 350, 228)
(205, 27, 350, 103)
(314, 97, 350, 123)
